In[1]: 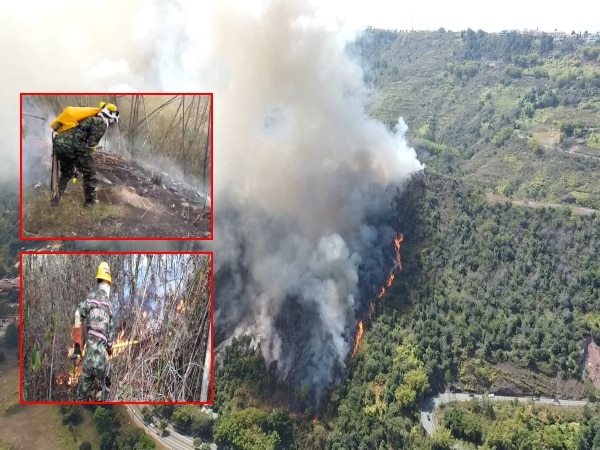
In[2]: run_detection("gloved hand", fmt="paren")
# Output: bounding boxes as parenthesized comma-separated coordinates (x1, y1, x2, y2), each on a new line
(74, 343, 82, 357)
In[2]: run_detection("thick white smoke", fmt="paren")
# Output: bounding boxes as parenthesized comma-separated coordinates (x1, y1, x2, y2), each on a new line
(3, 0, 422, 401)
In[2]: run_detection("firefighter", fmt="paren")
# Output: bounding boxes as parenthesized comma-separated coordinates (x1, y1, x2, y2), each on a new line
(51, 102, 119, 206)
(73, 262, 115, 401)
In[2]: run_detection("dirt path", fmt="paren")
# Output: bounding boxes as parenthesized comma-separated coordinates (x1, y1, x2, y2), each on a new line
(564, 144, 600, 161)
(485, 193, 597, 216)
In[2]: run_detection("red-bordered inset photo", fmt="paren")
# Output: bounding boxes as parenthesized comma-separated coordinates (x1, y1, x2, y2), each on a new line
(20, 93, 213, 240)
(20, 252, 214, 405)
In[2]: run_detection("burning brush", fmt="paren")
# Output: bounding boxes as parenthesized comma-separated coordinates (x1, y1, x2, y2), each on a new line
(58, 333, 141, 388)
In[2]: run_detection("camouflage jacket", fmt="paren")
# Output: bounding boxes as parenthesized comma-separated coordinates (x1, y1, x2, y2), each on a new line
(54, 116, 108, 151)
(77, 288, 114, 370)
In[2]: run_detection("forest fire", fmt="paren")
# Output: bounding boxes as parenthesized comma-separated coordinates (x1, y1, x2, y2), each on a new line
(69, 365, 83, 385)
(55, 373, 69, 385)
(55, 360, 83, 387)
(116, 328, 126, 344)
(353, 233, 405, 355)
(394, 234, 403, 269)
(351, 321, 364, 356)
(56, 332, 140, 389)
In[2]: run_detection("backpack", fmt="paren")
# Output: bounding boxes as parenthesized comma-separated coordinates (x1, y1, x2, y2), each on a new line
(50, 106, 102, 134)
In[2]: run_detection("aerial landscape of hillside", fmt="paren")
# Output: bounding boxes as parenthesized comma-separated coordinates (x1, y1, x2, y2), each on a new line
(2, 6, 600, 450)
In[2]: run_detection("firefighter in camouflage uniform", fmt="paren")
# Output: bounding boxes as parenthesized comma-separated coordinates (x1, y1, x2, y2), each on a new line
(73, 262, 115, 401)
(51, 102, 119, 206)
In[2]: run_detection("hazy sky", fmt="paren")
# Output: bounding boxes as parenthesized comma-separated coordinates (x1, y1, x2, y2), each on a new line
(308, 0, 599, 33)
(2, 0, 598, 33)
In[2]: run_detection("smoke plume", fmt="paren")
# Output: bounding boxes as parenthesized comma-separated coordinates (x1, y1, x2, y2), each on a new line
(3, 0, 422, 402)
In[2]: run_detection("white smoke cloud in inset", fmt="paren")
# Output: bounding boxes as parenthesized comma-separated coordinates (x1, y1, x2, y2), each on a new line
(3, 0, 422, 401)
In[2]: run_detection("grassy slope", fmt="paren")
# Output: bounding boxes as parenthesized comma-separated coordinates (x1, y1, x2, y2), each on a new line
(0, 348, 162, 450)
(0, 349, 101, 450)
(361, 30, 600, 208)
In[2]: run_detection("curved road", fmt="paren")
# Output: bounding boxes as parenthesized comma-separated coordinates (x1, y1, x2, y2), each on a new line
(420, 392, 589, 435)
(125, 404, 217, 450)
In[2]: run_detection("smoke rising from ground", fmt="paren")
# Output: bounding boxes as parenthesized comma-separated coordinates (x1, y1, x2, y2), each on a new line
(206, 1, 423, 400)
(3, 0, 422, 402)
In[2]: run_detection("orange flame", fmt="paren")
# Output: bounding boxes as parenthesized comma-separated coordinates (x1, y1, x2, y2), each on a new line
(68, 365, 83, 385)
(176, 299, 185, 314)
(352, 321, 364, 356)
(56, 361, 84, 387)
(394, 234, 403, 270)
(353, 233, 405, 359)
(386, 273, 395, 287)
(116, 328, 126, 343)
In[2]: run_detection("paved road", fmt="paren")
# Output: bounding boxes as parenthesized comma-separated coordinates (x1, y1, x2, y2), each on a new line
(125, 404, 217, 450)
(420, 393, 589, 435)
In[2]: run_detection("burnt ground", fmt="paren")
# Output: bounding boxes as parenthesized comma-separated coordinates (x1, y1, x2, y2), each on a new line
(22, 151, 211, 239)
(451, 360, 587, 400)
(583, 337, 600, 389)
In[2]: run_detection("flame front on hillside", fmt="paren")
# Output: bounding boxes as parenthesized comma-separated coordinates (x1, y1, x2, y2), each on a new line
(351, 321, 364, 357)
(352, 233, 405, 355)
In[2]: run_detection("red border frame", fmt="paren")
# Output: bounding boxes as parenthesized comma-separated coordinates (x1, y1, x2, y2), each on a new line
(19, 251, 215, 406)
(19, 93, 214, 241)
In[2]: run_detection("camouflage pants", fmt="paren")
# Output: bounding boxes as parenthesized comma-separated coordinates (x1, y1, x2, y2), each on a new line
(77, 361, 112, 401)
(54, 141, 97, 203)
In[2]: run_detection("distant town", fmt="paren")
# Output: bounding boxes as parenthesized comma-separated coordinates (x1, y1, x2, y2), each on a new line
(366, 26, 600, 44)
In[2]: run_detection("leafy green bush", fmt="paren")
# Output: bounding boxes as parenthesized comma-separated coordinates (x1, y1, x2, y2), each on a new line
(491, 127, 514, 147)
(505, 65, 523, 78)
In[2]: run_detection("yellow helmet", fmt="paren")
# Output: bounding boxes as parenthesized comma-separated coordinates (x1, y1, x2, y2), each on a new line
(98, 102, 119, 124)
(96, 262, 112, 284)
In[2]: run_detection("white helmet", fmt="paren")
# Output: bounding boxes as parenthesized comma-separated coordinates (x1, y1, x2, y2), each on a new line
(98, 102, 119, 124)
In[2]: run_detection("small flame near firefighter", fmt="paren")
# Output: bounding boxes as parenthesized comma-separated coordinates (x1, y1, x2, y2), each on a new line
(56, 327, 138, 387)
(352, 233, 404, 357)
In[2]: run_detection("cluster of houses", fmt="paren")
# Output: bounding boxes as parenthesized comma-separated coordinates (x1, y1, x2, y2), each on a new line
(0, 278, 19, 335)
(0, 277, 19, 296)
(499, 29, 600, 44)
(551, 31, 599, 44)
